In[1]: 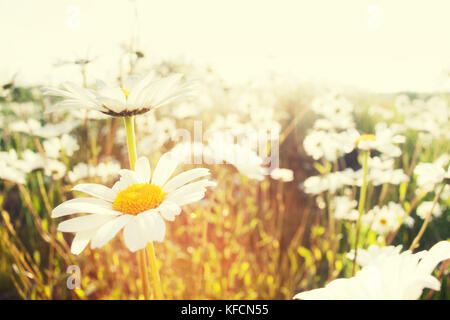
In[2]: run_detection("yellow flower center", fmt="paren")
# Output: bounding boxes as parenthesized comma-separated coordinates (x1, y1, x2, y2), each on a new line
(355, 134, 376, 147)
(121, 88, 130, 99)
(379, 218, 387, 225)
(112, 183, 165, 215)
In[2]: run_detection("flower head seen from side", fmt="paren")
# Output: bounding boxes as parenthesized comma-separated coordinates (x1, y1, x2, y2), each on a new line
(42, 72, 195, 117)
(52, 153, 215, 254)
(355, 133, 376, 150)
(294, 241, 450, 300)
(354, 123, 406, 157)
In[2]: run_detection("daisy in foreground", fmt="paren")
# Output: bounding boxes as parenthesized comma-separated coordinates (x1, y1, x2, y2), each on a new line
(294, 241, 450, 300)
(52, 152, 216, 254)
(42, 72, 195, 117)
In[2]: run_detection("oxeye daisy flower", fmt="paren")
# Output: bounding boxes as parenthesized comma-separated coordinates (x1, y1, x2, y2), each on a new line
(52, 153, 215, 254)
(42, 72, 195, 117)
(361, 202, 405, 235)
(355, 133, 377, 150)
(354, 123, 405, 157)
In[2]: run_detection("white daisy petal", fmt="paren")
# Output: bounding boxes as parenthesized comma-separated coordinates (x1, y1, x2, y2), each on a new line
(162, 168, 210, 193)
(118, 169, 139, 181)
(123, 217, 146, 252)
(418, 240, 450, 274)
(136, 212, 153, 243)
(127, 72, 157, 105)
(72, 183, 116, 202)
(166, 179, 216, 203)
(57, 214, 117, 232)
(139, 211, 166, 242)
(112, 169, 139, 192)
(158, 201, 182, 221)
(71, 228, 98, 255)
(140, 210, 157, 241)
(148, 74, 183, 106)
(52, 198, 121, 218)
(136, 77, 168, 108)
(90, 215, 133, 249)
(135, 157, 151, 183)
(169, 192, 208, 206)
(151, 153, 178, 186)
(152, 213, 166, 242)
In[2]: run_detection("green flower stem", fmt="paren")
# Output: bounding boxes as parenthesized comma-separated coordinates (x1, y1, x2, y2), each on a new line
(124, 117, 138, 170)
(123, 116, 151, 300)
(327, 191, 336, 281)
(36, 171, 52, 214)
(352, 150, 369, 276)
(147, 243, 164, 299)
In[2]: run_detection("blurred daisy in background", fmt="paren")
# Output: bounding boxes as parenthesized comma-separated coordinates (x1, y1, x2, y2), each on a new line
(68, 160, 121, 184)
(0, 161, 26, 184)
(414, 161, 448, 193)
(355, 123, 405, 157)
(301, 170, 356, 195)
(270, 168, 294, 182)
(206, 133, 268, 181)
(366, 157, 409, 186)
(43, 134, 79, 158)
(416, 201, 442, 220)
(9, 118, 78, 138)
(362, 202, 406, 235)
(332, 196, 358, 221)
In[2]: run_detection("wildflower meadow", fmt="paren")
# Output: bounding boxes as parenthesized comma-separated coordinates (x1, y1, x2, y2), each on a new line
(0, 1, 449, 302)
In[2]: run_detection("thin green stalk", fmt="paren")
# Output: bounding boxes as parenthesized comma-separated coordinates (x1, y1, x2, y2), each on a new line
(147, 243, 164, 299)
(123, 116, 164, 300)
(386, 192, 424, 245)
(123, 117, 137, 170)
(409, 184, 444, 252)
(327, 192, 336, 281)
(36, 171, 52, 214)
(123, 116, 150, 299)
(352, 150, 369, 276)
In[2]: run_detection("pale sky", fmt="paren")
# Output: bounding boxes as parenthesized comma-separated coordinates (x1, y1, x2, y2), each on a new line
(1, 0, 450, 92)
